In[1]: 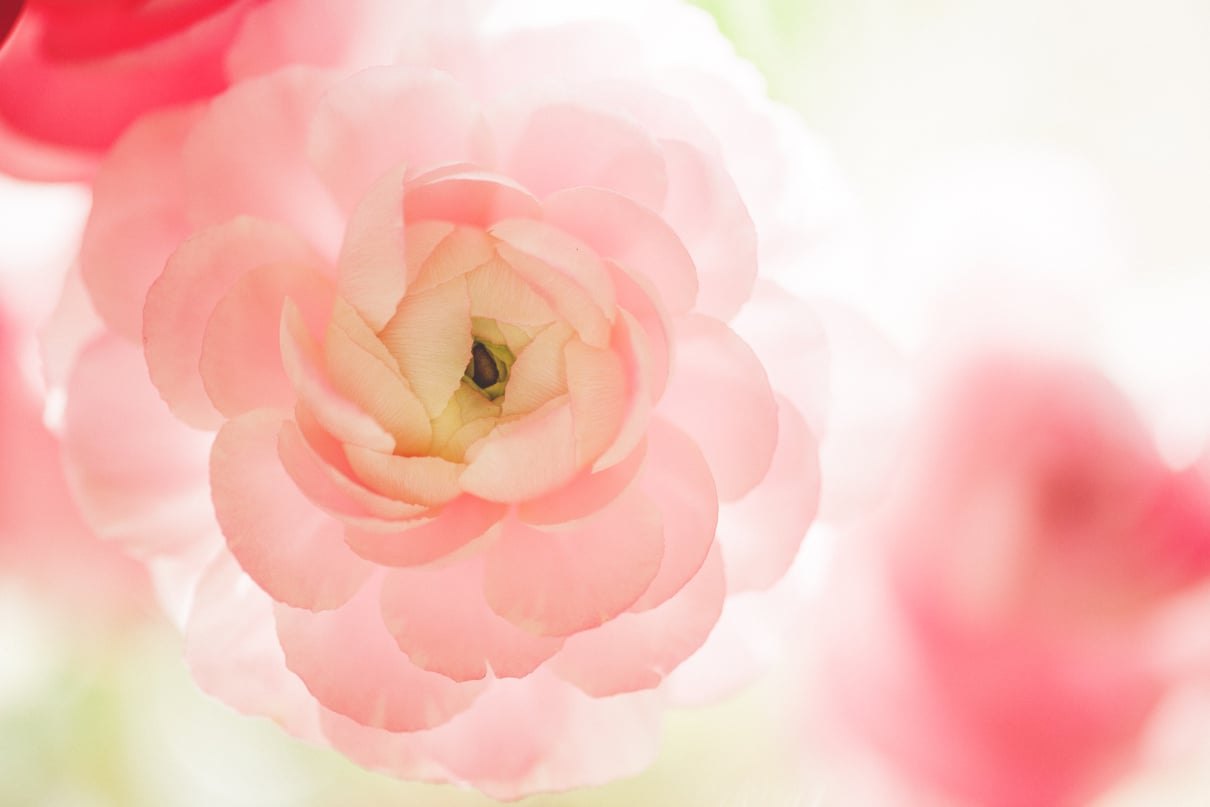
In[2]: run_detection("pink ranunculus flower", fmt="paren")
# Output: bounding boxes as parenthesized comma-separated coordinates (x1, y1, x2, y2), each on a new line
(53, 2, 828, 796)
(821, 356, 1210, 807)
(0, 0, 479, 181)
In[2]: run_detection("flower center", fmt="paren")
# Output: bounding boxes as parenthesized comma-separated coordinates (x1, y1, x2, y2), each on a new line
(464, 338, 513, 400)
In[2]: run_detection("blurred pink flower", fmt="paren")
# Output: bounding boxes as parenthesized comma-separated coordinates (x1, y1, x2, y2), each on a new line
(50, 2, 829, 796)
(0, 0, 473, 180)
(0, 300, 150, 619)
(822, 356, 1210, 807)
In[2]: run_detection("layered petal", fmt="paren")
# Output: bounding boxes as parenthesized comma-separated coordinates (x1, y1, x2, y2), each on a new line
(276, 575, 484, 732)
(656, 313, 778, 500)
(210, 409, 373, 611)
(484, 486, 664, 636)
(380, 555, 564, 682)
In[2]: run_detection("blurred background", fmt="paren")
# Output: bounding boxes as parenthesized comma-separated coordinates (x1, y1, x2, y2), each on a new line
(4, 1, 1210, 804)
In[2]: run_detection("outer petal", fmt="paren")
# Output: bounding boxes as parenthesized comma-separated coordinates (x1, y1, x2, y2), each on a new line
(380, 555, 563, 682)
(518, 437, 647, 526)
(551, 543, 725, 696)
(276, 575, 484, 732)
(184, 552, 324, 742)
(659, 137, 757, 320)
(656, 313, 778, 500)
(79, 106, 200, 340)
(319, 672, 663, 800)
(308, 65, 490, 212)
(62, 334, 213, 557)
(200, 259, 335, 419)
(145, 216, 330, 428)
(483, 486, 664, 636)
(716, 396, 819, 592)
(343, 496, 507, 567)
(404, 167, 543, 229)
(494, 100, 667, 209)
(182, 67, 346, 261)
(630, 419, 718, 611)
(334, 162, 408, 330)
(544, 185, 698, 315)
(344, 448, 463, 507)
(210, 409, 373, 611)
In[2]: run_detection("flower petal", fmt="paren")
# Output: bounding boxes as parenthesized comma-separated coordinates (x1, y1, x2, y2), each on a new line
(656, 313, 778, 500)
(211, 409, 373, 611)
(543, 185, 698, 314)
(659, 138, 757, 320)
(379, 276, 473, 420)
(483, 486, 664, 636)
(277, 417, 428, 522)
(145, 216, 329, 428)
(182, 66, 345, 260)
(185, 552, 324, 742)
(630, 419, 718, 611)
(404, 167, 543, 229)
(79, 106, 199, 339)
(334, 162, 408, 330)
(343, 496, 507, 567)
(459, 401, 580, 503)
(324, 298, 432, 455)
(343, 447, 463, 507)
(280, 299, 396, 453)
(62, 334, 213, 557)
(200, 259, 336, 419)
(717, 396, 819, 592)
(551, 543, 725, 696)
(380, 555, 563, 682)
(276, 575, 484, 732)
(495, 101, 666, 209)
(308, 65, 489, 212)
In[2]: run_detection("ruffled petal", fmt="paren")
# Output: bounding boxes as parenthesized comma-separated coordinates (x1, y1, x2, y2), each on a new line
(184, 552, 324, 742)
(716, 396, 819, 592)
(494, 100, 666, 209)
(404, 167, 543, 229)
(277, 417, 429, 522)
(334, 163, 408, 330)
(280, 299, 396, 453)
(324, 298, 432, 455)
(61, 334, 213, 558)
(200, 259, 335, 419)
(459, 401, 580, 503)
(210, 409, 373, 611)
(543, 185, 698, 314)
(551, 543, 725, 696)
(564, 337, 626, 465)
(630, 419, 718, 611)
(344, 447, 463, 507)
(659, 137, 757, 320)
(144, 216, 329, 428)
(343, 496, 507, 567)
(79, 106, 199, 339)
(483, 486, 664, 636)
(308, 65, 489, 212)
(182, 67, 346, 260)
(380, 555, 563, 682)
(518, 438, 647, 526)
(276, 574, 484, 732)
(378, 275, 473, 420)
(656, 313, 778, 500)
(499, 321, 572, 418)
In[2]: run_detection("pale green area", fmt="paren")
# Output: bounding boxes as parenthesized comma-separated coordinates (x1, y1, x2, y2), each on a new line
(0, 602, 804, 807)
(688, 0, 820, 101)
